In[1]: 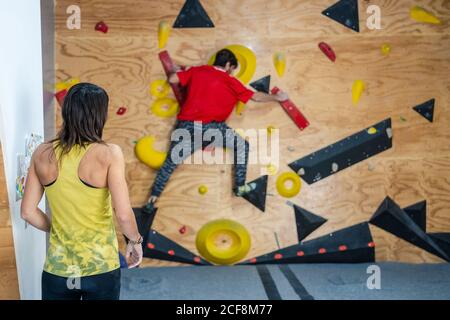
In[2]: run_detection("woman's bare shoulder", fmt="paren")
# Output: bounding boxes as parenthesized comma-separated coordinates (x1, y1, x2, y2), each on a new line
(92, 143, 123, 165)
(33, 142, 55, 161)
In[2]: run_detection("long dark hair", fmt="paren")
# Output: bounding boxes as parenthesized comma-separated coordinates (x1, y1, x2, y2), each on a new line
(51, 82, 109, 157)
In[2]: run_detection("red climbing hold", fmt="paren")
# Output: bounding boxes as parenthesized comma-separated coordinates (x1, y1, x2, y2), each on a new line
(318, 42, 336, 62)
(368, 241, 376, 248)
(116, 107, 127, 115)
(339, 245, 348, 251)
(147, 243, 155, 249)
(274, 253, 283, 260)
(297, 251, 305, 257)
(319, 248, 327, 254)
(55, 89, 67, 107)
(271, 87, 309, 131)
(194, 257, 201, 263)
(250, 258, 257, 263)
(179, 225, 187, 234)
(95, 21, 108, 33)
(168, 249, 175, 256)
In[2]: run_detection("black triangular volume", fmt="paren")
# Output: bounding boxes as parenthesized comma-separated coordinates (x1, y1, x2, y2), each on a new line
(144, 229, 211, 265)
(242, 175, 268, 212)
(125, 207, 158, 251)
(413, 99, 435, 123)
(428, 233, 450, 261)
(369, 197, 449, 261)
(403, 200, 427, 232)
(173, 0, 214, 28)
(322, 0, 360, 32)
(239, 222, 374, 265)
(293, 204, 327, 242)
(250, 75, 271, 94)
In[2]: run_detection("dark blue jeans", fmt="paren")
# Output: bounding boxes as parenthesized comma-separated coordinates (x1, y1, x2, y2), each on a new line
(42, 269, 121, 300)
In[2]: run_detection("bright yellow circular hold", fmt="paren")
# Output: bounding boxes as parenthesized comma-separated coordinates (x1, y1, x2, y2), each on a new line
(266, 164, 278, 176)
(276, 172, 302, 198)
(196, 219, 251, 265)
(134, 136, 167, 169)
(381, 43, 391, 55)
(151, 98, 179, 118)
(367, 127, 377, 134)
(198, 185, 208, 195)
(150, 79, 170, 98)
(208, 44, 256, 85)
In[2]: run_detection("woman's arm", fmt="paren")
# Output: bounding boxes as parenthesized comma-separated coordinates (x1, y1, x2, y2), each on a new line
(20, 154, 51, 232)
(107, 144, 143, 267)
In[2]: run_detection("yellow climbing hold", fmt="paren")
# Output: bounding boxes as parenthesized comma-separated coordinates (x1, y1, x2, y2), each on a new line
(267, 125, 276, 135)
(273, 52, 286, 77)
(150, 79, 170, 98)
(198, 185, 208, 195)
(208, 44, 256, 85)
(410, 6, 441, 25)
(367, 127, 377, 135)
(151, 97, 179, 118)
(158, 20, 171, 49)
(235, 102, 246, 115)
(276, 172, 302, 198)
(55, 78, 80, 91)
(352, 80, 366, 106)
(135, 136, 167, 169)
(381, 43, 391, 55)
(266, 164, 278, 176)
(196, 219, 251, 265)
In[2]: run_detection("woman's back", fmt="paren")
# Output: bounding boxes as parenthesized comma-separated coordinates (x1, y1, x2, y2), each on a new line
(36, 142, 119, 277)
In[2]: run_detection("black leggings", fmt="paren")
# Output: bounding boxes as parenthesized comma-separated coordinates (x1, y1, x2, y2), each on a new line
(42, 269, 121, 300)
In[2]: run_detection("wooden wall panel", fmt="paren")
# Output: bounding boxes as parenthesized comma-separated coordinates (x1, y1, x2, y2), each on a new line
(0, 142, 20, 299)
(55, 0, 450, 266)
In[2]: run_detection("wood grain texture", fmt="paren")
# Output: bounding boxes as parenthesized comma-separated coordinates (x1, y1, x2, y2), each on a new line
(55, 0, 450, 266)
(0, 142, 20, 298)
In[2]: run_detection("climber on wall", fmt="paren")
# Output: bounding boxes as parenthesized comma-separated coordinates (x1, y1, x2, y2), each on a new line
(143, 49, 288, 214)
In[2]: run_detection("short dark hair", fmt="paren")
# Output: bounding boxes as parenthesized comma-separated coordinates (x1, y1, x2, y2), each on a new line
(213, 49, 238, 68)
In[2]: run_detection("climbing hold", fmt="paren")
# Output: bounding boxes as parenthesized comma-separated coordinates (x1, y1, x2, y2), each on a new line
(242, 176, 268, 212)
(209, 44, 256, 84)
(250, 75, 271, 94)
(55, 89, 67, 107)
(158, 20, 171, 49)
(235, 102, 246, 115)
(179, 226, 187, 234)
(150, 79, 170, 98)
(173, 0, 214, 28)
(381, 43, 391, 55)
(271, 87, 310, 131)
(273, 52, 286, 77)
(198, 185, 208, 195)
(413, 98, 435, 123)
(135, 136, 167, 169)
(276, 172, 302, 198)
(95, 21, 108, 33)
(267, 125, 276, 135)
(196, 219, 251, 265)
(55, 78, 80, 91)
(266, 164, 278, 176)
(410, 6, 441, 25)
(293, 204, 327, 242)
(331, 162, 339, 172)
(151, 98, 179, 118)
(318, 42, 336, 62)
(352, 80, 365, 105)
(322, 0, 360, 32)
(116, 106, 127, 116)
(367, 127, 377, 135)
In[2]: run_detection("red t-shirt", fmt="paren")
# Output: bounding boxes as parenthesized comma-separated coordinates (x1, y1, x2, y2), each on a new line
(176, 65, 254, 123)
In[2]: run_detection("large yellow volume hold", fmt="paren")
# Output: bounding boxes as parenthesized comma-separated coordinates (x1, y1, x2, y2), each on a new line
(196, 219, 251, 265)
(135, 136, 167, 169)
(273, 52, 286, 77)
(410, 6, 441, 24)
(352, 80, 366, 105)
(158, 20, 171, 49)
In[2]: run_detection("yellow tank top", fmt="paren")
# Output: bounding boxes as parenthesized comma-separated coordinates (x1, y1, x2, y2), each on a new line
(43, 143, 119, 277)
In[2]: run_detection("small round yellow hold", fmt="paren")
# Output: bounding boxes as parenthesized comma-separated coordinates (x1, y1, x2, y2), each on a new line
(381, 44, 391, 56)
(367, 127, 377, 135)
(266, 164, 278, 176)
(150, 79, 170, 98)
(198, 185, 208, 195)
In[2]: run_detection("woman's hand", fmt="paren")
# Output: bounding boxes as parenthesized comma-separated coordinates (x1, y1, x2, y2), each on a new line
(126, 241, 143, 268)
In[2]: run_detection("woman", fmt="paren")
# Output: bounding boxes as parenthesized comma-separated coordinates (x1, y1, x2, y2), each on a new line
(21, 83, 143, 300)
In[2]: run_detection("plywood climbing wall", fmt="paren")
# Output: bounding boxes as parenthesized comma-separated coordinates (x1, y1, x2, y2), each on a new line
(55, 0, 450, 265)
